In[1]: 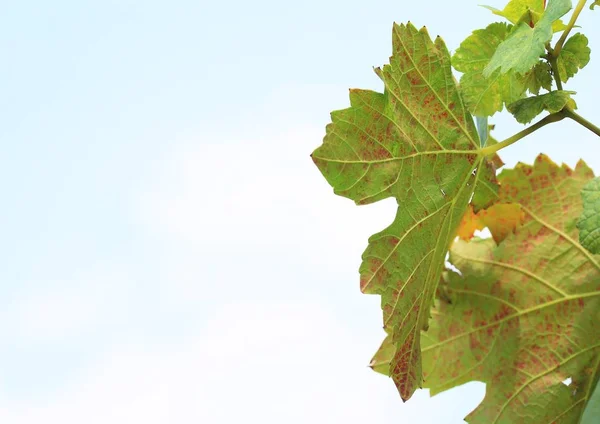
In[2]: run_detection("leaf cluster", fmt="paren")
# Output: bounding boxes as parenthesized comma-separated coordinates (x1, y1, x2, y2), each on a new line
(311, 0, 600, 422)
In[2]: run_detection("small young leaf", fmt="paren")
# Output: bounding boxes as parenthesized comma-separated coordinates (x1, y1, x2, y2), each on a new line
(311, 22, 498, 402)
(577, 177, 600, 254)
(507, 90, 576, 124)
(482, 0, 567, 31)
(482, 0, 544, 23)
(484, 0, 572, 76)
(557, 33, 591, 82)
(453, 23, 527, 116)
(422, 155, 600, 423)
(524, 61, 553, 94)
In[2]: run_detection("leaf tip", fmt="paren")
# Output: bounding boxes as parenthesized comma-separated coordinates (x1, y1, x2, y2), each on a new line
(310, 152, 320, 166)
(574, 158, 595, 178)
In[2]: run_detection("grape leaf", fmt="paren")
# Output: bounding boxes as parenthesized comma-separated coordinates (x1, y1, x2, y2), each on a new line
(524, 61, 553, 95)
(421, 155, 600, 423)
(557, 33, 591, 82)
(457, 203, 525, 243)
(484, 0, 572, 76)
(453, 23, 527, 116)
(581, 379, 600, 423)
(507, 90, 576, 124)
(482, 0, 544, 23)
(578, 177, 600, 254)
(311, 22, 498, 401)
(482, 0, 567, 31)
(456, 205, 483, 241)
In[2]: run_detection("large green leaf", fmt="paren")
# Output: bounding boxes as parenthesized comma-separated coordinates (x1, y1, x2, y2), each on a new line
(453, 23, 527, 116)
(506, 90, 576, 123)
(311, 22, 498, 401)
(557, 33, 591, 82)
(420, 155, 600, 423)
(484, 0, 573, 76)
(578, 177, 600, 254)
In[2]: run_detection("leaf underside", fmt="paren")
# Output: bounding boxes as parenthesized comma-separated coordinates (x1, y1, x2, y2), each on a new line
(422, 155, 600, 423)
(311, 22, 498, 401)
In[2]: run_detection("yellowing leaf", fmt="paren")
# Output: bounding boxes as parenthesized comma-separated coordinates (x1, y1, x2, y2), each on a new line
(311, 22, 498, 401)
(480, 204, 525, 243)
(458, 203, 525, 243)
(421, 155, 600, 423)
(457, 205, 484, 241)
(482, 0, 545, 23)
(482, 0, 567, 31)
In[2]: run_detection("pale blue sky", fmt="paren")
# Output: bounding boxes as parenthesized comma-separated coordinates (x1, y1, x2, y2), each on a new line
(1, 1, 599, 422)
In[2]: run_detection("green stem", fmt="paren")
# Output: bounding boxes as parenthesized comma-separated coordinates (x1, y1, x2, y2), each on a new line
(564, 109, 600, 137)
(553, 0, 588, 57)
(547, 52, 564, 90)
(479, 111, 567, 156)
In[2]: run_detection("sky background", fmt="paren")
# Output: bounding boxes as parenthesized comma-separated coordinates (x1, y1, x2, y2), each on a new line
(1, 1, 599, 422)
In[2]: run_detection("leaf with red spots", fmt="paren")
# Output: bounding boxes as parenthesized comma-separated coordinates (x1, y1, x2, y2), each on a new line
(419, 155, 600, 423)
(311, 22, 498, 401)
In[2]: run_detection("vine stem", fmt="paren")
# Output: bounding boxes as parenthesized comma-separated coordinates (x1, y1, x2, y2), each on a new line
(564, 109, 600, 137)
(547, 52, 564, 90)
(479, 112, 567, 156)
(553, 0, 588, 57)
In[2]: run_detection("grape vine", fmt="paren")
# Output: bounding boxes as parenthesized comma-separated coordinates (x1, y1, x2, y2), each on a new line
(311, 1, 600, 422)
